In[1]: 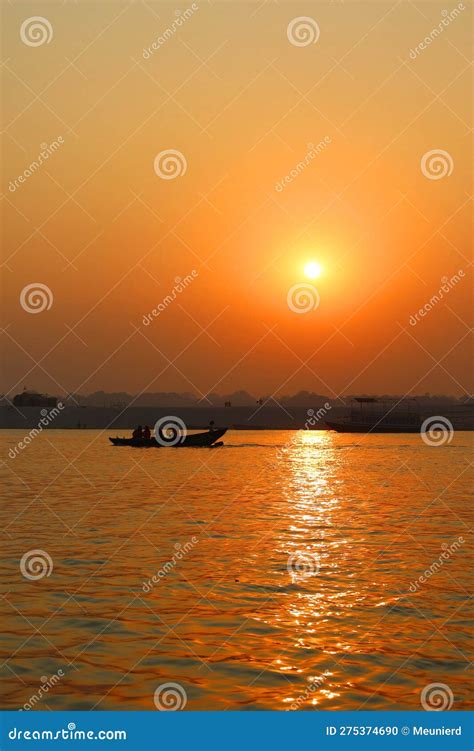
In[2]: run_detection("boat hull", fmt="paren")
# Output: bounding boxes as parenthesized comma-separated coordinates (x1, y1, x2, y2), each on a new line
(109, 428, 227, 447)
(325, 420, 421, 434)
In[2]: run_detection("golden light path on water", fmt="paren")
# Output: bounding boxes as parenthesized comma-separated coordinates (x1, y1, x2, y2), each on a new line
(0, 429, 472, 710)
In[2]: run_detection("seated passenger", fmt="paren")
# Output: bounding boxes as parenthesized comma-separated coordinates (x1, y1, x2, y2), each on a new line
(132, 425, 143, 439)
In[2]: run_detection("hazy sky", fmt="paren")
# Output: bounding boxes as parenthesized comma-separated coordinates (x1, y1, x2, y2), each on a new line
(1, 1, 472, 401)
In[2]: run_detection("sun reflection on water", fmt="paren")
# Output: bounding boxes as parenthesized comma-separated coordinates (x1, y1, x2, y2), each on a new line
(274, 430, 348, 706)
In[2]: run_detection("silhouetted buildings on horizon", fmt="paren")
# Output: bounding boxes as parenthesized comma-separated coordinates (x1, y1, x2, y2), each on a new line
(12, 389, 57, 408)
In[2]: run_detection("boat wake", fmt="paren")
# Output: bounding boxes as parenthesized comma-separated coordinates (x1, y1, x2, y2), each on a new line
(218, 443, 283, 449)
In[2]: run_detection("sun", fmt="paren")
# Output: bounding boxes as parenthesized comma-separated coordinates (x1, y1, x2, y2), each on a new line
(304, 261, 322, 280)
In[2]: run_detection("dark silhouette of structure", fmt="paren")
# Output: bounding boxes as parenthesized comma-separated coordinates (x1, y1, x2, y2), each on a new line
(13, 388, 57, 408)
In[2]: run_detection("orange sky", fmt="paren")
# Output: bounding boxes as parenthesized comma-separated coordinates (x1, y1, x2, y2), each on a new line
(1, 1, 472, 401)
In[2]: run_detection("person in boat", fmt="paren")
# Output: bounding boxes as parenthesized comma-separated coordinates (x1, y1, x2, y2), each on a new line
(142, 425, 151, 440)
(132, 425, 143, 440)
(209, 420, 216, 432)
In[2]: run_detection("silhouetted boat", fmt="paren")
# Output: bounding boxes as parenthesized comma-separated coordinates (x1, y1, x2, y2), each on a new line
(326, 398, 422, 433)
(109, 428, 227, 447)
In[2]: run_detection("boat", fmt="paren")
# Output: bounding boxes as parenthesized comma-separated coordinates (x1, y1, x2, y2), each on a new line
(109, 427, 227, 448)
(326, 398, 422, 434)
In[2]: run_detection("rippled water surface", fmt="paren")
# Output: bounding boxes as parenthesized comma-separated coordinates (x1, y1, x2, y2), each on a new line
(1, 429, 472, 710)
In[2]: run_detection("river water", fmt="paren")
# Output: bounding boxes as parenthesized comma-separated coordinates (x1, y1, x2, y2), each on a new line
(0, 429, 471, 711)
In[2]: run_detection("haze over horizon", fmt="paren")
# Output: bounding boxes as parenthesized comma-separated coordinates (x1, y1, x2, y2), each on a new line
(2, 1, 472, 401)
(4, 386, 471, 407)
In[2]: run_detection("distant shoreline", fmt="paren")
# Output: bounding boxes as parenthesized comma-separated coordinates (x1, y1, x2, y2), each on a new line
(1, 404, 473, 431)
